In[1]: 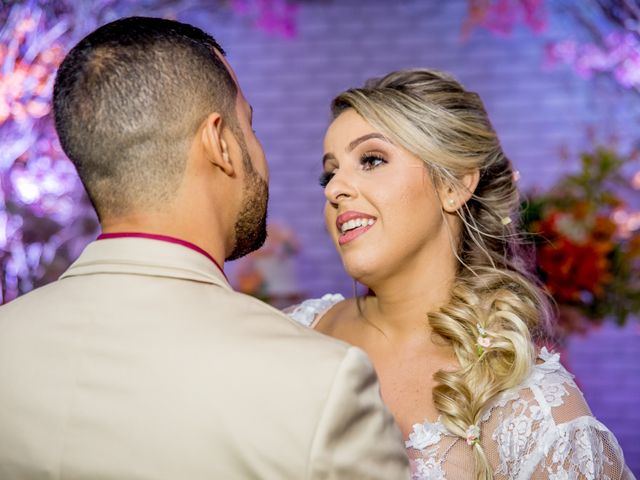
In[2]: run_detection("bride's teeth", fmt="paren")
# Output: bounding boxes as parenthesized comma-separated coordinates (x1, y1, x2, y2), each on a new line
(340, 217, 376, 234)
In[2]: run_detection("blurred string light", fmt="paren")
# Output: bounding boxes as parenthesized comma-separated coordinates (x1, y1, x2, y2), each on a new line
(0, 0, 301, 303)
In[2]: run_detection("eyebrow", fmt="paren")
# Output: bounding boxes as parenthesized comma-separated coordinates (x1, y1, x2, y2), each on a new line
(322, 133, 392, 166)
(348, 133, 391, 151)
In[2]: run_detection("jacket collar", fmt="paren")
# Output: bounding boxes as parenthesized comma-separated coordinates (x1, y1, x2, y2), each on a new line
(60, 237, 232, 290)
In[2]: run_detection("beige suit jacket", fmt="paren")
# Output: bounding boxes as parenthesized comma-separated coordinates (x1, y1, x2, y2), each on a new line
(0, 238, 409, 480)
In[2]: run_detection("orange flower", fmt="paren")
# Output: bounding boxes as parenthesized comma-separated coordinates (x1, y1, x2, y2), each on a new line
(571, 201, 591, 220)
(628, 234, 640, 259)
(538, 237, 613, 303)
(590, 215, 617, 254)
(591, 215, 617, 242)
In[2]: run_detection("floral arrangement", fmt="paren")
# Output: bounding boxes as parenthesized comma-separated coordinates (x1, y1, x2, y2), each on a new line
(521, 147, 640, 337)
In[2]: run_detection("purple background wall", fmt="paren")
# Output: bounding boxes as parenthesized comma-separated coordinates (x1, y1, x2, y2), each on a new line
(179, 0, 640, 472)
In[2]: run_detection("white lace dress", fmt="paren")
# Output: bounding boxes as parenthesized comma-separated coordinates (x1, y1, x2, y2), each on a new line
(288, 294, 636, 480)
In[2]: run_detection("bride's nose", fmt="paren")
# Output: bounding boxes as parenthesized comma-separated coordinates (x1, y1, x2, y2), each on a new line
(324, 170, 357, 205)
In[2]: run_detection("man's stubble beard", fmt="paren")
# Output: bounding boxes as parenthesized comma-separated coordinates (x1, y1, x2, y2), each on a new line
(225, 139, 269, 262)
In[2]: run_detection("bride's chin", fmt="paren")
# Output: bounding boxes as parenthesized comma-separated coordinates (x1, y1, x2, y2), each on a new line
(341, 258, 379, 286)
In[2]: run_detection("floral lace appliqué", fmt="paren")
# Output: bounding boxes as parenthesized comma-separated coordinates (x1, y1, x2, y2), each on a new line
(406, 420, 447, 450)
(286, 293, 344, 327)
(542, 417, 618, 479)
(411, 456, 445, 480)
(407, 349, 631, 479)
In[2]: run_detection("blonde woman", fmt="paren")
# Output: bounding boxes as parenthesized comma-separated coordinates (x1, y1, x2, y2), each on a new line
(288, 69, 634, 479)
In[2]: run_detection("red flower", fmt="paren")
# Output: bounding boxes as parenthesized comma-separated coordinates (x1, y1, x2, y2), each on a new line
(535, 211, 614, 303)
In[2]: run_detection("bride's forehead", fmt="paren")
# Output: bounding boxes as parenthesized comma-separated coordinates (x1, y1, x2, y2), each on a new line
(331, 109, 371, 130)
(325, 111, 379, 146)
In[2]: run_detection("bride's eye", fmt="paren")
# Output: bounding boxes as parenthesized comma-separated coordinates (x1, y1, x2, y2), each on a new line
(360, 153, 386, 170)
(319, 171, 335, 188)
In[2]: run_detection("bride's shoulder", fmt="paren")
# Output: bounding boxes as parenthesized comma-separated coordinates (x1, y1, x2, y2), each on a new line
(283, 293, 356, 333)
(284, 293, 347, 328)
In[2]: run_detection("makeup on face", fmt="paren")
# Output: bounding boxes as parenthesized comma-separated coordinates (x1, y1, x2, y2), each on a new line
(321, 110, 450, 285)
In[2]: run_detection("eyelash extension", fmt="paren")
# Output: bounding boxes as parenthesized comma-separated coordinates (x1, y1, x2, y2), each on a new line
(319, 153, 387, 188)
(319, 171, 334, 188)
(360, 152, 387, 169)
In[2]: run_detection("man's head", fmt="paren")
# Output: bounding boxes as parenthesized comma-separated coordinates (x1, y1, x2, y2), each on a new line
(53, 16, 268, 260)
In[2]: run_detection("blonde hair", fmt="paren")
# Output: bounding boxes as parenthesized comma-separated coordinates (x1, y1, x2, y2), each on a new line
(332, 69, 553, 479)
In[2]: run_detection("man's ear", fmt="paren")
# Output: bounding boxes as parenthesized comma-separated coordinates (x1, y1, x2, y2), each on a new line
(440, 169, 480, 213)
(201, 112, 235, 176)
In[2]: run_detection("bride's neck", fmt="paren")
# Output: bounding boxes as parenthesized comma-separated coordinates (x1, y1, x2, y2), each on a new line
(360, 265, 455, 343)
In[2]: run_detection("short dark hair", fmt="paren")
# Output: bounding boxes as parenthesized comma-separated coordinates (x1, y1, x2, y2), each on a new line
(53, 16, 237, 217)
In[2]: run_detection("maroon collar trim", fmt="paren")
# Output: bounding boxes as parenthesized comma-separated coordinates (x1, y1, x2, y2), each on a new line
(96, 232, 227, 280)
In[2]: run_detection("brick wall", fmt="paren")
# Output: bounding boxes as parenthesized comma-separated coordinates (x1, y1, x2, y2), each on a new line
(186, 0, 640, 472)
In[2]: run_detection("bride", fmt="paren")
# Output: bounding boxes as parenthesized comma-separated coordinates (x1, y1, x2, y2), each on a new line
(288, 69, 634, 479)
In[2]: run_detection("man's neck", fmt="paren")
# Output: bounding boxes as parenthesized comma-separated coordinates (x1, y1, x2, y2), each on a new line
(101, 215, 227, 269)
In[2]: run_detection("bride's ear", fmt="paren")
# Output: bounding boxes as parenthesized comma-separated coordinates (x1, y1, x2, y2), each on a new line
(440, 170, 480, 213)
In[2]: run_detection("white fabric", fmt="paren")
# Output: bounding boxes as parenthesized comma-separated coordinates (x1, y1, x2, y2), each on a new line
(285, 293, 345, 327)
(288, 295, 636, 480)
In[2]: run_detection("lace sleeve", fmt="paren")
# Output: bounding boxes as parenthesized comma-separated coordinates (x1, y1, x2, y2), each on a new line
(520, 376, 635, 480)
(487, 349, 635, 479)
(527, 415, 635, 480)
(284, 293, 344, 327)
